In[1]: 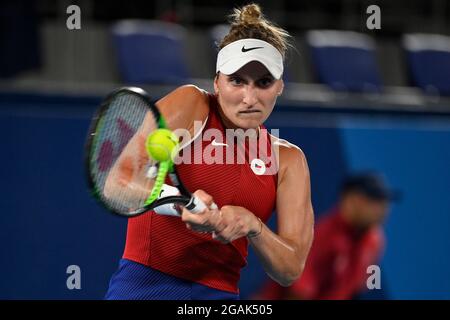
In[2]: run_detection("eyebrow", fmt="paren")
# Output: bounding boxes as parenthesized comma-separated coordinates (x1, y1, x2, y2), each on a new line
(231, 72, 273, 79)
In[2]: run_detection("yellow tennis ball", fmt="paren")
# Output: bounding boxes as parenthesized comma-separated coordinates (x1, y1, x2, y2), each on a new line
(145, 129, 179, 162)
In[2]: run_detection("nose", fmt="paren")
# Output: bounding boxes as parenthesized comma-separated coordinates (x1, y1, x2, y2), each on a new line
(242, 85, 258, 106)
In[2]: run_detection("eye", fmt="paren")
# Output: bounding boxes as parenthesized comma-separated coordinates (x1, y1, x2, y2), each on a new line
(257, 77, 274, 88)
(229, 76, 243, 86)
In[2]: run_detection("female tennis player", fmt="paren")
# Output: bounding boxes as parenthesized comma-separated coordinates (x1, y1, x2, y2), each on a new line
(105, 3, 314, 300)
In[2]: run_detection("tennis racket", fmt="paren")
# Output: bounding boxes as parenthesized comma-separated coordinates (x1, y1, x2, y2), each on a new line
(85, 86, 216, 217)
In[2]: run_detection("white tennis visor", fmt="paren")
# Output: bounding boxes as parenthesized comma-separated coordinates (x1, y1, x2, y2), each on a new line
(216, 38, 284, 79)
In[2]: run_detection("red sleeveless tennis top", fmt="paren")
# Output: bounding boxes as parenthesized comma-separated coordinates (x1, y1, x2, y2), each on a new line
(123, 92, 278, 293)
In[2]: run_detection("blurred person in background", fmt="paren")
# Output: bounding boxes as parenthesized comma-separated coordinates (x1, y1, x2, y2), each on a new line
(254, 172, 396, 300)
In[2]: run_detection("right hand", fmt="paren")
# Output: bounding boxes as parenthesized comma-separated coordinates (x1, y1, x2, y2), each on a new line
(181, 190, 225, 233)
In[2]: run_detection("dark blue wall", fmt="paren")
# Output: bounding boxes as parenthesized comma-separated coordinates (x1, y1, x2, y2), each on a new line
(1, 93, 449, 299)
(0, 94, 126, 299)
(339, 116, 450, 299)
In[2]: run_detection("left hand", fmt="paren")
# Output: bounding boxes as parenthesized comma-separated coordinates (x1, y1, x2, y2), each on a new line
(181, 190, 261, 244)
(181, 191, 261, 244)
(211, 205, 260, 244)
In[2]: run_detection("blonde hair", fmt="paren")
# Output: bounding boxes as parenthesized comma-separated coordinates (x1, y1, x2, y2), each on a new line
(219, 3, 291, 59)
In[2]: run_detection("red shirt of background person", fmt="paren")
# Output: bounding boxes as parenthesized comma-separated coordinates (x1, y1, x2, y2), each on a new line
(255, 173, 396, 300)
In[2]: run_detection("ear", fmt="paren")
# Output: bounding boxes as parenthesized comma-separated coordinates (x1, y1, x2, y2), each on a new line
(278, 79, 284, 96)
(214, 73, 220, 95)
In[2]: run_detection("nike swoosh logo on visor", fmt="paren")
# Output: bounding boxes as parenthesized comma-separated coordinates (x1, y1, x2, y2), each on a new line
(241, 46, 264, 52)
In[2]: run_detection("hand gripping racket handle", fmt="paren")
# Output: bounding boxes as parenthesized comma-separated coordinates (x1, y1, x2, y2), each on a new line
(185, 196, 218, 214)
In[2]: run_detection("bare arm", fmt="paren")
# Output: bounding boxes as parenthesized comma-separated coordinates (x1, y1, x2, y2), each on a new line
(248, 147, 314, 286)
(181, 146, 315, 287)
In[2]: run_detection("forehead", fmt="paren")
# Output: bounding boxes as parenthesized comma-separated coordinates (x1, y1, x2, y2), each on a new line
(231, 61, 273, 78)
(359, 194, 389, 206)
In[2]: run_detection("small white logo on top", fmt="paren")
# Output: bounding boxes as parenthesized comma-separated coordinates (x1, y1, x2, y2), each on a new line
(211, 138, 228, 147)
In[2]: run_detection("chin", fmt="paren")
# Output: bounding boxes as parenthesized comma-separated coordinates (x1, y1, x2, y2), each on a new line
(237, 120, 260, 130)
(234, 116, 264, 129)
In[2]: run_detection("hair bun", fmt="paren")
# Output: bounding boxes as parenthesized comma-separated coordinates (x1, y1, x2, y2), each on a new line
(237, 3, 262, 24)
(222, 3, 291, 58)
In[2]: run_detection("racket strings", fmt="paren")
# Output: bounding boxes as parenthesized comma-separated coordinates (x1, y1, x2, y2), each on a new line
(90, 92, 159, 214)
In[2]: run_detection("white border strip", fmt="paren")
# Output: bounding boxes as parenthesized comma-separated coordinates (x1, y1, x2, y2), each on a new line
(403, 33, 450, 53)
(307, 30, 376, 50)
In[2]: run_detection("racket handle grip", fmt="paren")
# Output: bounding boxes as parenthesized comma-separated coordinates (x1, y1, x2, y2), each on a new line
(186, 196, 218, 214)
(153, 184, 182, 217)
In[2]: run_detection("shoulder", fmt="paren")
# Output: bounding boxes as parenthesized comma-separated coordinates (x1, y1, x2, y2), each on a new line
(268, 134, 309, 183)
(313, 212, 337, 238)
(269, 134, 305, 162)
(174, 84, 209, 99)
(157, 84, 209, 110)
(155, 84, 210, 130)
(367, 226, 385, 250)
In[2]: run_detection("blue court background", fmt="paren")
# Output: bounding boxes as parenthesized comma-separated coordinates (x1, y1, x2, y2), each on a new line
(1, 92, 449, 299)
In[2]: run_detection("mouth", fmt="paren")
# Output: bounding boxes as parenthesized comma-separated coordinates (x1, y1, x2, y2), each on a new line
(238, 110, 262, 114)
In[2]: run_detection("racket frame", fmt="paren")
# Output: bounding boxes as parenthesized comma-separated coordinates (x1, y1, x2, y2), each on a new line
(84, 86, 201, 217)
